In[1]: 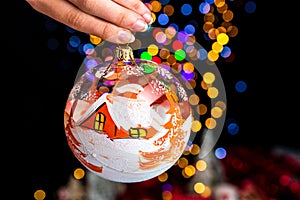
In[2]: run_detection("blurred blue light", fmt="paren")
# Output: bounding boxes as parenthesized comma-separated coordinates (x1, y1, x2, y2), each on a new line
(235, 80, 247, 93)
(158, 13, 169, 25)
(227, 122, 239, 135)
(220, 46, 231, 58)
(245, 1, 256, 14)
(69, 35, 81, 48)
(184, 24, 195, 35)
(181, 4, 192, 16)
(199, 2, 210, 14)
(215, 147, 227, 159)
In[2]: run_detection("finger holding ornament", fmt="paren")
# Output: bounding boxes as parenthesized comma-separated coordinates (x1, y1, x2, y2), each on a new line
(26, 0, 142, 43)
(68, 0, 150, 33)
(111, 0, 153, 24)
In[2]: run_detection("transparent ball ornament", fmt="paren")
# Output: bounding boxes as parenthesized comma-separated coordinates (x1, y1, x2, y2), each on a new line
(64, 45, 193, 183)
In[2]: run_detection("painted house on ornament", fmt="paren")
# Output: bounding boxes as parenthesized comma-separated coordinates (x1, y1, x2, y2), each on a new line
(75, 83, 176, 140)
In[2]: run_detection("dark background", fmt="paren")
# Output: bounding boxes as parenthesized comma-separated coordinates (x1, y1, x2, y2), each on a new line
(6, 0, 299, 199)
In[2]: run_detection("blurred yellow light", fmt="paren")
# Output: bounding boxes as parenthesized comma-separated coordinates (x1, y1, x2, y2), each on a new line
(90, 35, 102, 45)
(217, 33, 229, 45)
(34, 189, 46, 200)
(212, 42, 223, 53)
(205, 117, 217, 129)
(196, 160, 207, 171)
(217, 26, 227, 34)
(182, 169, 190, 178)
(167, 54, 176, 65)
(186, 79, 196, 89)
(177, 157, 189, 168)
(201, 186, 212, 198)
(162, 190, 172, 200)
(227, 25, 239, 37)
(208, 28, 217, 40)
(163, 4, 174, 16)
(223, 9, 234, 22)
(171, 62, 182, 73)
(74, 168, 85, 180)
(197, 104, 207, 115)
(148, 44, 159, 56)
(183, 62, 194, 73)
(158, 172, 168, 182)
(215, 101, 227, 111)
(159, 48, 170, 59)
(217, 3, 228, 14)
(204, 13, 215, 23)
(190, 144, 200, 155)
(214, 0, 226, 7)
(189, 94, 200, 105)
(151, 0, 162, 12)
(201, 80, 208, 90)
(203, 72, 215, 84)
(203, 22, 214, 33)
(191, 120, 202, 132)
(151, 12, 156, 23)
(207, 50, 219, 62)
(184, 165, 196, 177)
(211, 106, 223, 118)
(194, 182, 205, 194)
(207, 87, 219, 98)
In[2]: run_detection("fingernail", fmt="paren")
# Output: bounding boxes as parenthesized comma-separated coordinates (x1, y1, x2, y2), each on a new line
(133, 19, 148, 32)
(117, 30, 135, 43)
(143, 13, 153, 24)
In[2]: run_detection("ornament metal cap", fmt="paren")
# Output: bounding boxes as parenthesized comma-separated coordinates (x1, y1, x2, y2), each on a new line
(115, 45, 135, 62)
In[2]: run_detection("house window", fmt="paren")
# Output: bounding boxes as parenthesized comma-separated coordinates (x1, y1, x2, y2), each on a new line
(94, 112, 105, 132)
(129, 128, 147, 138)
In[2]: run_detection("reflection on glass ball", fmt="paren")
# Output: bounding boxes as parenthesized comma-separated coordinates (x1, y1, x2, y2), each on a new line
(64, 46, 192, 183)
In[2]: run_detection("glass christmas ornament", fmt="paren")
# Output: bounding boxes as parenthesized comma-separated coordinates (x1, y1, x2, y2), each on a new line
(64, 45, 192, 183)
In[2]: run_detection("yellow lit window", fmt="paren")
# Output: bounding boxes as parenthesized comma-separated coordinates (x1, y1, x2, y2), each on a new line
(94, 112, 105, 132)
(129, 128, 147, 138)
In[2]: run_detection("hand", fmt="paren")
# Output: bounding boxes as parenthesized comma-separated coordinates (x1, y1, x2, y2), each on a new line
(26, 0, 153, 44)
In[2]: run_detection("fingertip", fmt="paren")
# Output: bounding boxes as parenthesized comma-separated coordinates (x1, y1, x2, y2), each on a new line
(133, 19, 149, 32)
(144, 2, 152, 12)
(117, 30, 135, 44)
(143, 13, 153, 24)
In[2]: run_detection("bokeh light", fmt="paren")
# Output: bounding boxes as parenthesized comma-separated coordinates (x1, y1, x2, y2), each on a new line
(158, 13, 169, 25)
(227, 122, 239, 135)
(244, 1, 256, 14)
(34, 190, 46, 200)
(181, 4, 193, 16)
(74, 168, 85, 180)
(235, 80, 247, 93)
(215, 147, 227, 159)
